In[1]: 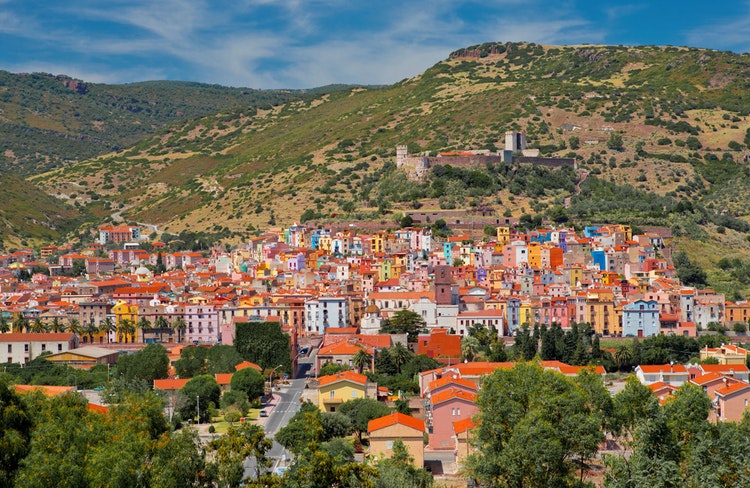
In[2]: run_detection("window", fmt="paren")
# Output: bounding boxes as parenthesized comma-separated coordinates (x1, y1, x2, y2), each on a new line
(24, 344, 29, 352)
(58, 344, 63, 352)
(7, 345, 10, 353)
(41, 344, 46, 351)
(351, 390, 357, 398)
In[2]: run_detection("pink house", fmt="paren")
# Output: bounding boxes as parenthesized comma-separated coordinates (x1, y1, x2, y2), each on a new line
(428, 388, 478, 449)
(712, 381, 750, 422)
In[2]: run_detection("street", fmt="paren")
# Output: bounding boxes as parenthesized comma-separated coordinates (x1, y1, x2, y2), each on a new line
(244, 347, 317, 479)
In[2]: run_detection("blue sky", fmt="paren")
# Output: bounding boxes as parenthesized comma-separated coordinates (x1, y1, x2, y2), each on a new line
(1, 1, 750, 89)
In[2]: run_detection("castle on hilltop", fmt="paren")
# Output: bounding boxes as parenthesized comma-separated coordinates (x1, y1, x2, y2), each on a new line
(396, 132, 575, 181)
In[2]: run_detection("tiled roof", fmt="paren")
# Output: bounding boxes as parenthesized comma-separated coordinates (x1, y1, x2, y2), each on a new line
(715, 381, 750, 397)
(235, 361, 262, 372)
(430, 388, 477, 405)
(215, 373, 233, 385)
(317, 371, 368, 387)
(153, 378, 190, 390)
(427, 377, 478, 393)
(638, 364, 688, 374)
(452, 417, 477, 434)
(368, 412, 425, 433)
(0, 333, 74, 342)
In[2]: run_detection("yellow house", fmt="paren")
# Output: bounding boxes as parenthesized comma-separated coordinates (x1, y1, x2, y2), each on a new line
(111, 300, 139, 343)
(527, 242, 541, 269)
(317, 371, 371, 413)
(371, 234, 384, 254)
(519, 301, 533, 327)
(319, 236, 333, 254)
(496, 226, 510, 246)
(368, 412, 425, 468)
(587, 289, 618, 335)
(453, 418, 476, 471)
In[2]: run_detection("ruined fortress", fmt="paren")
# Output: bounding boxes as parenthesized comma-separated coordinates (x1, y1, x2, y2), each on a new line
(396, 131, 576, 181)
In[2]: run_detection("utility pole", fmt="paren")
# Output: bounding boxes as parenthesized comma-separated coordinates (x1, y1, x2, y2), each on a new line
(197, 395, 200, 424)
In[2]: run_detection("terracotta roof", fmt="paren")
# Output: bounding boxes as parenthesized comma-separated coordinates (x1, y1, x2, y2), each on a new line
(317, 371, 368, 387)
(14, 384, 76, 396)
(215, 373, 233, 386)
(690, 372, 725, 386)
(87, 403, 109, 414)
(235, 361, 262, 372)
(638, 364, 688, 374)
(700, 364, 749, 374)
(0, 333, 74, 342)
(452, 417, 477, 435)
(368, 412, 425, 433)
(427, 376, 478, 393)
(430, 388, 477, 405)
(153, 378, 190, 390)
(648, 381, 679, 393)
(715, 381, 750, 397)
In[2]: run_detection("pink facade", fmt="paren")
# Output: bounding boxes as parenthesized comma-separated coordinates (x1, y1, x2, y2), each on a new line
(184, 303, 220, 344)
(429, 391, 478, 449)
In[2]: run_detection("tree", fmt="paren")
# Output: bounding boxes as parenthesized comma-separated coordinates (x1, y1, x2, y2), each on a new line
(321, 412, 353, 441)
(338, 397, 391, 441)
(206, 345, 244, 374)
(0, 378, 32, 486)
(234, 321, 291, 374)
(229, 367, 265, 401)
(352, 347, 372, 374)
(172, 316, 187, 343)
(0, 316, 11, 333)
(149, 429, 213, 488)
(210, 422, 272, 484)
(466, 363, 604, 488)
(83, 321, 98, 344)
(154, 252, 166, 275)
(115, 343, 169, 384)
(379, 310, 427, 343)
(138, 317, 152, 342)
(118, 318, 136, 343)
(461, 335, 481, 362)
(389, 342, 412, 374)
(65, 318, 82, 337)
(99, 317, 116, 343)
(568, 136, 580, 150)
(375, 439, 432, 488)
(607, 132, 624, 151)
(12, 315, 28, 333)
(179, 375, 221, 423)
(175, 346, 209, 377)
(612, 376, 659, 439)
(276, 407, 324, 455)
(29, 318, 47, 333)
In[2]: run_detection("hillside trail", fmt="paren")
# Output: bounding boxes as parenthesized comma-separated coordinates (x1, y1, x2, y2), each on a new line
(564, 169, 590, 208)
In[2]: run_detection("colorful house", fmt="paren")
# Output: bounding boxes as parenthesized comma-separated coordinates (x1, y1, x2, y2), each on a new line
(317, 371, 373, 413)
(368, 412, 425, 468)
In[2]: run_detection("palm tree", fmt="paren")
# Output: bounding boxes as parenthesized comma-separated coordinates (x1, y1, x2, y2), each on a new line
(30, 318, 48, 333)
(138, 317, 152, 343)
(118, 319, 136, 343)
(615, 345, 633, 372)
(154, 316, 170, 343)
(172, 316, 187, 344)
(352, 348, 373, 374)
(0, 316, 9, 333)
(390, 342, 412, 374)
(99, 317, 116, 343)
(50, 317, 63, 333)
(83, 322, 98, 344)
(66, 318, 82, 337)
(12, 315, 28, 333)
(461, 335, 481, 362)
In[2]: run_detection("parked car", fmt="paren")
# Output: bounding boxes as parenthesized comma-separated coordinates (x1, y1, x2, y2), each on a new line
(259, 410, 268, 417)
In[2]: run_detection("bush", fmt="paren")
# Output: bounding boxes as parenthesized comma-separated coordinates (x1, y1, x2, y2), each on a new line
(732, 322, 748, 334)
(208, 425, 216, 433)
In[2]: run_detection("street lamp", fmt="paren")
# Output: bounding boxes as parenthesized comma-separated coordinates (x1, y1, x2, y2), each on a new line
(269, 364, 283, 393)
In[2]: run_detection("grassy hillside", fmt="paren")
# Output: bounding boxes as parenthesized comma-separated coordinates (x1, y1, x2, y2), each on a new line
(20, 42, 750, 294)
(0, 71, 346, 175)
(0, 173, 84, 248)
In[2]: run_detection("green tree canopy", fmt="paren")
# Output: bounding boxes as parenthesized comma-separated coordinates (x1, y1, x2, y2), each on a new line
(234, 322, 291, 374)
(379, 310, 427, 343)
(179, 375, 221, 423)
(114, 343, 169, 384)
(229, 367, 265, 401)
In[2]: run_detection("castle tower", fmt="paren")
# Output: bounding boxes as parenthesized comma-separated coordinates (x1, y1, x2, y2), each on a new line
(434, 265, 453, 305)
(396, 145, 408, 168)
(504, 131, 527, 152)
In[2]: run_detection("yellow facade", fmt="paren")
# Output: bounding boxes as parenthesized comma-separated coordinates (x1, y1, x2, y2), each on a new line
(496, 226, 510, 246)
(369, 423, 424, 468)
(318, 380, 367, 413)
(519, 302, 533, 327)
(527, 242, 541, 269)
(587, 291, 618, 335)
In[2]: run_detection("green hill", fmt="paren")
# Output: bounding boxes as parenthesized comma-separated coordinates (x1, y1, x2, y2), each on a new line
(13, 42, 750, 293)
(0, 71, 345, 175)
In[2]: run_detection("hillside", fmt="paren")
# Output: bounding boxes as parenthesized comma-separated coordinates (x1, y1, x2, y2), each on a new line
(0, 173, 83, 247)
(0, 71, 332, 175)
(20, 42, 750, 292)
